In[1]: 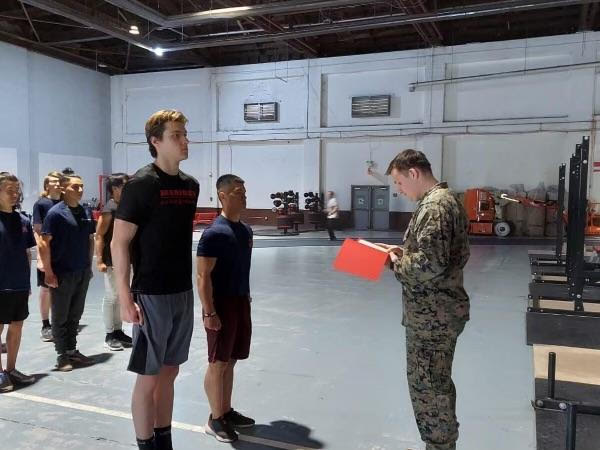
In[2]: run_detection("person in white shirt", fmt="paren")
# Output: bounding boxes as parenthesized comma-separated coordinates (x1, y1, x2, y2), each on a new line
(325, 191, 339, 241)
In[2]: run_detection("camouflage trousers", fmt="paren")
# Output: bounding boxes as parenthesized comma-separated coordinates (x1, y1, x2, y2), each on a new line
(405, 325, 465, 450)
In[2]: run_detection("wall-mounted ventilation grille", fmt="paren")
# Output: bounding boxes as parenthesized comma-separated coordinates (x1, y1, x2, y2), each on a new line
(244, 102, 279, 122)
(351, 95, 391, 118)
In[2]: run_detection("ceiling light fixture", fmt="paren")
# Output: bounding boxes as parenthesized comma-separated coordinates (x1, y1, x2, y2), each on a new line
(153, 47, 164, 56)
(129, 25, 140, 35)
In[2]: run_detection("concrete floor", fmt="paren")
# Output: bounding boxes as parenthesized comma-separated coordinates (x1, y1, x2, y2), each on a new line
(0, 243, 538, 450)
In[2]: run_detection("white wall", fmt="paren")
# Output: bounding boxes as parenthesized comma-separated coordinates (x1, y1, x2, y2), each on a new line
(219, 141, 304, 209)
(111, 32, 600, 211)
(0, 41, 110, 210)
(322, 136, 441, 212)
(443, 133, 586, 192)
(111, 69, 215, 205)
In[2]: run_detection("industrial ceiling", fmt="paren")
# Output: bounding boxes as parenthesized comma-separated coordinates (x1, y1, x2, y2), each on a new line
(0, 0, 598, 74)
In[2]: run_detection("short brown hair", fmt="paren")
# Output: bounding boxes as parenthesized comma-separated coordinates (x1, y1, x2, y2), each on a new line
(0, 172, 22, 209)
(41, 171, 64, 198)
(0, 171, 19, 187)
(60, 174, 82, 187)
(386, 149, 432, 175)
(106, 173, 129, 197)
(216, 174, 244, 192)
(145, 110, 188, 158)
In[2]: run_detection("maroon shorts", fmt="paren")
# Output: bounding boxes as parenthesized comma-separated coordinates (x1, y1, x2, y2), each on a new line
(206, 295, 251, 363)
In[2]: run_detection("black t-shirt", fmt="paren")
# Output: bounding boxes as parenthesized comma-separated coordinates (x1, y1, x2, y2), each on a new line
(196, 215, 253, 299)
(42, 202, 96, 275)
(32, 197, 60, 226)
(0, 211, 35, 291)
(116, 164, 199, 295)
(101, 199, 117, 267)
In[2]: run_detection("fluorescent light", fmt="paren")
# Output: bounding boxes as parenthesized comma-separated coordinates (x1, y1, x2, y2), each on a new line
(129, 25, 139, 35)
(98, 63, 107, 68)
(153, 47, 164, 56)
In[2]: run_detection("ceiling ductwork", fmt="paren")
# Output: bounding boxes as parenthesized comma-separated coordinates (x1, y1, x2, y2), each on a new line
(19, 0, 156, 53)
(17, 0, 600, 57)
(140, 0, 600, 53)
(103, 0, 387, 27)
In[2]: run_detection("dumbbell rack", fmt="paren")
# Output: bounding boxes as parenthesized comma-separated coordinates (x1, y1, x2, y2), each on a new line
(304, 192, 325, 230)
(271, 190, 301, 235)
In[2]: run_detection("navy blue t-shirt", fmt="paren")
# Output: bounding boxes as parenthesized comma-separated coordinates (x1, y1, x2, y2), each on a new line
(196, 215, 253, 299)
(0, 211, 35, 291)
(42, 202, 95, 276)
(32, 197, 60, 226)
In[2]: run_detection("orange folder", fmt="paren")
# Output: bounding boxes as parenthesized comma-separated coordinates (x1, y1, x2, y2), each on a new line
(333, 238, 392, 281)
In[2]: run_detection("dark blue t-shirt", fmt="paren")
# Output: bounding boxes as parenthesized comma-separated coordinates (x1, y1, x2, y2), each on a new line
(42, 202, 95, 276)
(196, 215, 253, 299)
(32, 197, 60, 226)
(0, 211, 35, 291)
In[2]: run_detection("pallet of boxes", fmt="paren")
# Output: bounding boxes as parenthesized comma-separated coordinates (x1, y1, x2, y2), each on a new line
(504, 183, 562, 237)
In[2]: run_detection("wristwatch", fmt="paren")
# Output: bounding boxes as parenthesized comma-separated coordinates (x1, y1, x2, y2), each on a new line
(202, 311, 217, 318)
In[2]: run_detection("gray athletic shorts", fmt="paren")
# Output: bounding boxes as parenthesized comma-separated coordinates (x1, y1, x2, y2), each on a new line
(127, 289, 194, 375)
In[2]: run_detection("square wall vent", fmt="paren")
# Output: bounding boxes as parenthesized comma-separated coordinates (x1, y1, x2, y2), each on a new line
(244, 102, 279, 122)
(351, 95, 391, 118)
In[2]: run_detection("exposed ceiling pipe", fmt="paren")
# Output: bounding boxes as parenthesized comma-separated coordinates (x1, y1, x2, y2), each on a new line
(0, 28, 123, 73)
(20, 0, 158, 53)
(103, 0, 387, 27)
(151, 0, 600, 52)
(18, 0, 600, 57)
(409, 60, 600, 91)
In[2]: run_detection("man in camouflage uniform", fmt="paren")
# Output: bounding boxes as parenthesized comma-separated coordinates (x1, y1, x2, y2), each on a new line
(385, 149, 470, 450)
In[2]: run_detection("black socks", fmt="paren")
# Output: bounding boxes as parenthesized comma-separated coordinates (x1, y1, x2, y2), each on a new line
(136, 436, 156, 450)
(42, 320, 50, 328)
(154, 425, 173, 450)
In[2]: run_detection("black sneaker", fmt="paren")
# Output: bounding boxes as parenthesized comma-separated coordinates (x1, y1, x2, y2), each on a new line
(112, 330, 133, 348)
(67, 350, 94, 365)
(104, 333, 124, 351)
(40, 326, 53, 342)
(206, 414, 238, 443)
(0, 371, 13, 392)
(7, 369, 35, 385)
(224, 408, 255, 428)
(56, 354, 73, 372)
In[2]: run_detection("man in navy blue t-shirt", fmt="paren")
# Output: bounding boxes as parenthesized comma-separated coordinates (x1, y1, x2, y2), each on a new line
(40, 174, 95, 372)
(0, 172, 37, 392)
(32, 170, 63, 342)
(197, 174, 254, 443)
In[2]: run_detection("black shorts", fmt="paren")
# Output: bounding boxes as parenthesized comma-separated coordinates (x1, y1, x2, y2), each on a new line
(37, 269, 49, 288)
(0, 291, 29, 324)
(206, 295, 252, 363)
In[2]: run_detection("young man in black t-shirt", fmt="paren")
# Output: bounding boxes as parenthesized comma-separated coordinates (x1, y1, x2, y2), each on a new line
(197, 175, 254, 443)
(33, 171, 63, 342)
(40, 174, 95, 372)
(95, 173, 132, 351)
(0, 172, 37, 392)
(112, 110, 199, 450)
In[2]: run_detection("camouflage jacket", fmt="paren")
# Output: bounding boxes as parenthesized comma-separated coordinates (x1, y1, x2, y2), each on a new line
(393, 182, 470, 331)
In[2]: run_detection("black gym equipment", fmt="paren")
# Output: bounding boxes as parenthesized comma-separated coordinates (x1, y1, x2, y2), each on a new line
(532, 352, 600, 450)
(526, 136, 600, 351)
(269, 190, 301, 235)
(527, 137, 600, 450)
(304, 192, 325, 230)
